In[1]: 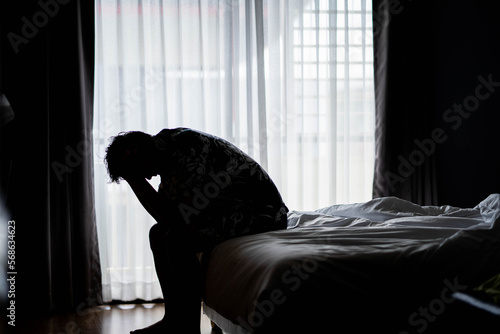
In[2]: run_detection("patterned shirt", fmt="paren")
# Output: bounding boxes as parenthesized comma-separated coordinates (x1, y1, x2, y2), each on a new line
(153, 128, 288, 250)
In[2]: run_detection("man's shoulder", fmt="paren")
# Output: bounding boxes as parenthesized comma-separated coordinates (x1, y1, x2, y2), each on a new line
(153, 128, 191, 146)
(154, 127, 246, 157)
(155, 127, 211, 139)
(155, 127, 230, 144)
(155, 127, 189, 137)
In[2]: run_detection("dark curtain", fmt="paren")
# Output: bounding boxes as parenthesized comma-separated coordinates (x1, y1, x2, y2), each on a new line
(1, 0, 101, 323)
(372, 0, 500, 207)
(371, 0, 439, 205)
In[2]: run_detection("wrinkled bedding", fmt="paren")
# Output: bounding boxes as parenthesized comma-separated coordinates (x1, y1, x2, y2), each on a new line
(203, 195, 500, 333)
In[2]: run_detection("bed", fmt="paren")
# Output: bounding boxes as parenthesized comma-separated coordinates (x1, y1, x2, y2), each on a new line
(201, 194, 500, 333)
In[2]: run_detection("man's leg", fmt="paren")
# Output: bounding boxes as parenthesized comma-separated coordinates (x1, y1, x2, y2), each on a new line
(131, 223, 202, 334)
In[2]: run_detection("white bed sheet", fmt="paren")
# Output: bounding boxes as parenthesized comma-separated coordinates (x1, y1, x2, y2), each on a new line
(203, 195, 500, 333)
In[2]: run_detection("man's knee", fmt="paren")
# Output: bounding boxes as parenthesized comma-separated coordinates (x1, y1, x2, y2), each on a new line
(149, 224, 187, 251)
(150, 223, 198, 256)
(149, 223, 168, 251)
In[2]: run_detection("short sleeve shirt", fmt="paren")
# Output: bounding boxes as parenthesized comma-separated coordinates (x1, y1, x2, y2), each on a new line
(153, 128, 288, 249)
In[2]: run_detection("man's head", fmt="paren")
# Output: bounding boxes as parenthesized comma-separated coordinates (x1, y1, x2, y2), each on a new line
(105, 131, 159, 183)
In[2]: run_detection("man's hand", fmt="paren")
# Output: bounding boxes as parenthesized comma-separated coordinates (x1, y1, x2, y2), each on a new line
(124, 176, 169, 226)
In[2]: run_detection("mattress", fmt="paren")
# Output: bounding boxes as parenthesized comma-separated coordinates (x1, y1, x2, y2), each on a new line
(203, 195, 500, 333)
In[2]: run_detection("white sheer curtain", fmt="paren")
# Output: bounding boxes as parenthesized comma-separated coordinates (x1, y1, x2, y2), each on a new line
(93, 0, 375, 302)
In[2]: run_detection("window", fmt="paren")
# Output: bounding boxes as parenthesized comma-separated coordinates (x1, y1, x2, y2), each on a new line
(93, 0, 374, 302)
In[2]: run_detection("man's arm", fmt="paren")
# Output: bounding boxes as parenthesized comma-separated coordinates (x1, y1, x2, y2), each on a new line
(124, 177, 171, 227)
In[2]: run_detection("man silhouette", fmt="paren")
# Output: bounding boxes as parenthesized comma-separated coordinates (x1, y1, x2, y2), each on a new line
(105, 127, 288, 334)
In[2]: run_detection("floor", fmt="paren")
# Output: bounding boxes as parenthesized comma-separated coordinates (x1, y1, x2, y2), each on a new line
(15, 303, 219, 334)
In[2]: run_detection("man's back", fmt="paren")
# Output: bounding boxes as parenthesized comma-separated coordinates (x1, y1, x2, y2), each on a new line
(154, 128, 288, 250)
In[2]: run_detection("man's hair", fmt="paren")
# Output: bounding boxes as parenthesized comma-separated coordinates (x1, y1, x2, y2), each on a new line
(104, 131, 155, 183)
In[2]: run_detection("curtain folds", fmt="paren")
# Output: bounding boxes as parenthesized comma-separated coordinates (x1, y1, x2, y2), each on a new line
(94, 0, 375, 302)
(371, 0, 439, 205)
(2, 0, 101, 319)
